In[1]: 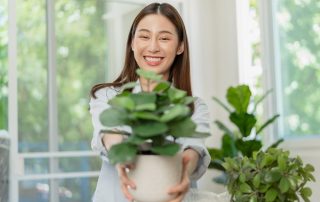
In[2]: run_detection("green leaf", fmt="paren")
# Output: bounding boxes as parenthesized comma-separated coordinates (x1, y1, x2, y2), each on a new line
(300, 187, 312, 199)
(252, 89, 272, 113)
(264, 170, 282, 183)
(249, 196, 258, 202)
(160, 105, 190, 122)
(256, 114, 280, 135)
(168, 117, 196, 137)
(136, 68, 162, 81)
(214, 120, 235, 137)
(212, 96, 232, 113)
(229, 112, 256, 137)
(222, 134, 237, 157)
(209, 159, 225, 171)
(130, 92, 156, 111)
(239, 173, 246, 183)
(279, 177, 290, 193)
(253, 173, 261, 188)
(150, 143, 180, 155)
(277, 154, 287, 171)
(265, 188, 277, 202)
(120, 82, 138, 91)
(235, 139, 262, 157)
(239, 183, 252, 193)
(108, 143, 138, 165)
(168, 87, 187, 102)
(227, 85, 251, 113)
(267, 138, 284, 149)
(126, 135, 146, 145)
(181, 96, 196, 105)
(100, 108, 127, 127)
(131, 111, 159, 121)
(153, 81, 170, 92)
(132, 122, 168, 137)
(109, 96, 135, 111)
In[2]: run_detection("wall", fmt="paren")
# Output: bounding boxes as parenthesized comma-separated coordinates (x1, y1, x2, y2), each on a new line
(186, 0, 240, 193)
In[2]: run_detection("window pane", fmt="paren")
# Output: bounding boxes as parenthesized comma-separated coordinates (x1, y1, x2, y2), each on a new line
(275, 0, 320, 136)
(17, 0, 48, 152)
(24, 156, 100, 175)
(19, 178, 98, 202)
(0, 0, 8, 130)
(55, 0, 107, 151)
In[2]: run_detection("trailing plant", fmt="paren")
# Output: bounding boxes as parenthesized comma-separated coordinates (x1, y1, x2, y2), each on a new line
(223, 148, 315, 202)
(208, 85, 282, 184)
(99, 69, 209, 165)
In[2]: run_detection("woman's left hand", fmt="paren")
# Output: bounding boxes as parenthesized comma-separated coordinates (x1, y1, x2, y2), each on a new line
(167, 149, 199, 202)
(167, 156, 190, 202)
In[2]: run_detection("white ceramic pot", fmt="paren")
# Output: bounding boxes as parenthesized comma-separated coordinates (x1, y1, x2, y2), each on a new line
(128, 153, 182, 202)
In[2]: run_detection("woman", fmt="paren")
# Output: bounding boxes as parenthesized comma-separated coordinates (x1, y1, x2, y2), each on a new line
(90, 3, 211, 202)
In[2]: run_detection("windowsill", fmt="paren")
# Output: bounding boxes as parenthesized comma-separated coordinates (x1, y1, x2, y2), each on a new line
(281, 135, 320, 149)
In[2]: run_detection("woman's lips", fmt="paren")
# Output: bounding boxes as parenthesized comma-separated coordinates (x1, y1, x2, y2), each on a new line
(144, 56, 163, 66)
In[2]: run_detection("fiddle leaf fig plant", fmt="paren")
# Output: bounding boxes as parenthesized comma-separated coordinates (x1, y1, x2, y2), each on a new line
(208, 85, 282, 184)
(223, 148, 315, 202)
(99, 69, 210, 165)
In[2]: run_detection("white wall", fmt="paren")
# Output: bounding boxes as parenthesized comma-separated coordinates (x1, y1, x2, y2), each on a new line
(186, 0, 240, 193)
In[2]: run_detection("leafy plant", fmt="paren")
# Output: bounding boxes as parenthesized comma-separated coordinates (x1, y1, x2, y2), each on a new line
(208, 85, 282, 183)
(223, 148, 315, 202)
(99, 69, 209, 165)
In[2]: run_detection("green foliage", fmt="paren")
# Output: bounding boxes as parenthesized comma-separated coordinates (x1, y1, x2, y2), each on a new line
(99, 69, 210, 165)
(223, 148, 315, 202)
(208, 85, 281, 184)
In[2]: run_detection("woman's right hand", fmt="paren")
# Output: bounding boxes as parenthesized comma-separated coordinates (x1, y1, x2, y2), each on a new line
(116, 164, 136, 201)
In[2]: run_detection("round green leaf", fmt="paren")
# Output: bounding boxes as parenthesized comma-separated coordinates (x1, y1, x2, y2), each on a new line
(132, 122, 168, 137)
(108, 143, 138, 165)
(239, 183, 252, 193)
(265, 188, 277, 202)
(279, 177, 290, 193)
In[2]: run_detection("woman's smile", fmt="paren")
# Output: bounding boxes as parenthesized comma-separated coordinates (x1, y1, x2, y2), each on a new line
(144, 56, 164, 66)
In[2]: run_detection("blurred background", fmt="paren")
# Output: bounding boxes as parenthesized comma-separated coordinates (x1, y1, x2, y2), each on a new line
(0, 0, 319, 201)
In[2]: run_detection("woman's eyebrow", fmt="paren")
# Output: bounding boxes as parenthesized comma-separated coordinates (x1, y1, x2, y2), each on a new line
(137, 28, 174, 35)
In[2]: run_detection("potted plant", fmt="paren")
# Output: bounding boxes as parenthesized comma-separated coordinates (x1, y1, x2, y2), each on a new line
(99, 69, 209, 202)
(208, 85, 282, 184)
(223, 147, 315, 202)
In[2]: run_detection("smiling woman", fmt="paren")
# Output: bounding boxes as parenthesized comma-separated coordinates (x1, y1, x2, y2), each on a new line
(90, 2, 211, 202)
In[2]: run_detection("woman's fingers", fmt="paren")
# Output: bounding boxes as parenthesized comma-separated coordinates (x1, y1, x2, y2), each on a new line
(168, 155, 191, 195)
(117, 164, 136, 201)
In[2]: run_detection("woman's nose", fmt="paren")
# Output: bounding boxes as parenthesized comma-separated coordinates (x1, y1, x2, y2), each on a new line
(147, 38, 160, 53)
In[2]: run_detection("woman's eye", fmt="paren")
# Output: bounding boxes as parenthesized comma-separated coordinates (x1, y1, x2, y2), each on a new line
(139, 35, 149, 39)
(160, 37, 169, 41)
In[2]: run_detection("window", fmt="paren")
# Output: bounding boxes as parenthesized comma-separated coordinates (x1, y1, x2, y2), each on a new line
(267, 0, 320, 137)
(8, 0, 146, 201)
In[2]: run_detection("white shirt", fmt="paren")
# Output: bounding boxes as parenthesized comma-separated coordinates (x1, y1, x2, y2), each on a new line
(89, 83, 211, 202)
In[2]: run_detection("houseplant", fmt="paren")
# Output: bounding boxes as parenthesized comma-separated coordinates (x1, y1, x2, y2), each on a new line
(208, 85, 282, 184)
(99, 69, 209, 202)
(223, 148, 315, 202)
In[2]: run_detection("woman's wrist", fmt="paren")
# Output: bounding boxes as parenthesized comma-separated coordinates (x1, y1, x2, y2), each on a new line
(183, 148, 200, 177)
(102, 134, 124, 151)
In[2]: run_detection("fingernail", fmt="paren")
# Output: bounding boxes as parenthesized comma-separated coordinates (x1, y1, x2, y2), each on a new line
(127, 185, 132, 189)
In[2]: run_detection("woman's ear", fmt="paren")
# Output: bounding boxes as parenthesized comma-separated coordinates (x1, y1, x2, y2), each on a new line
(176, 43, 184, 55)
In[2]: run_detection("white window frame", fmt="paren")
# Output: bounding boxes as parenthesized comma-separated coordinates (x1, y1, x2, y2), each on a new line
(8, 1, 186, 201)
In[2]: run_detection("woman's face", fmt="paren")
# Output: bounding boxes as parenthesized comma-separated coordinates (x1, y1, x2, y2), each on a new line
(131, 14, 184, 80)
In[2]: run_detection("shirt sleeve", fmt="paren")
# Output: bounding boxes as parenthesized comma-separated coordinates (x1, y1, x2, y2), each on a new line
(89, 87, 118, 162)
(177, 97, 211, 181)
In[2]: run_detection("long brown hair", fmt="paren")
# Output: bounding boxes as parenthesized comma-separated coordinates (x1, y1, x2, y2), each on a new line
(91, 3, 192, 102)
